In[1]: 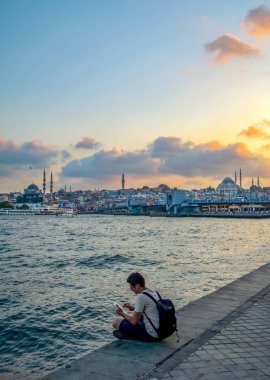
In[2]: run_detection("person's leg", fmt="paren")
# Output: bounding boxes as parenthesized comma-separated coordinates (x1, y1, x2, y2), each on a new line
(112, 318, 122, 330)
(118, 319, 160, 342)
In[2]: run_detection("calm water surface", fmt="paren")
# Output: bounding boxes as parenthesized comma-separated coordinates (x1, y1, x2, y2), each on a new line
(0, 215, 270, 378)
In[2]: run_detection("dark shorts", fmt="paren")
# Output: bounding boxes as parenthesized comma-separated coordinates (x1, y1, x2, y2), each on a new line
(119, 317, 160, 342)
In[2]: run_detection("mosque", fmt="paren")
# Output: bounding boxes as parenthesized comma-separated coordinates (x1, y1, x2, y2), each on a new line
(16, 169, 53, 204)
(16, 183, 43, 204)
(215, 169, 261, 199)
(216, 177, 241, 198)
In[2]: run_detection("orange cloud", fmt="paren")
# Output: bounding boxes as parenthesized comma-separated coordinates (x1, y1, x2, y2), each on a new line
(233, 142, 253, 156)
(239, 119, 270, 139)
(239, 126, 270, 139)
(197, 141, 223, 150)
(205, 34, 259, 64)
(260, 143, 270, 152)
(243, 5, 270, 38)
(262, 119, 270, 127)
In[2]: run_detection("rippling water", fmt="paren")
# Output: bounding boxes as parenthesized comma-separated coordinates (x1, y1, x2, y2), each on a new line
(1, 215, 269, 378)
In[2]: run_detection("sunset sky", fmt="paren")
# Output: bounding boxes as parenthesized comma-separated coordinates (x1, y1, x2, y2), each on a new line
(1, 0, 270, 192)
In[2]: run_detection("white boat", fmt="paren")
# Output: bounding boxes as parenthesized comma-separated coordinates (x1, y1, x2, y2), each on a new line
(0, 209, 36, 215)
(56, 209, 77, 217)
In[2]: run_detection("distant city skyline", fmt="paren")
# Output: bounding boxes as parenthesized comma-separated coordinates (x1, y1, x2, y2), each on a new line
(2, 169, 265, 194)
(1, 1, 270, 192)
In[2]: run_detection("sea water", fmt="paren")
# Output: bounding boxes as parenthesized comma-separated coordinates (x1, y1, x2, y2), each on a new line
(1, 215, 270, 378)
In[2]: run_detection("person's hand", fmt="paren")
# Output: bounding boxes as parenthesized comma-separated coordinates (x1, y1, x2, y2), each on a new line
(115, 306, 123, 315)
(123, 303, 134, 311)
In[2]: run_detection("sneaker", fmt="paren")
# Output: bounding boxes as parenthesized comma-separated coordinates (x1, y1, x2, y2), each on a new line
(113, 330, 128, 340)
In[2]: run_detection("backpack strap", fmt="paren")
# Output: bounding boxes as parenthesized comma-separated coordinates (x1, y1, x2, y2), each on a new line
(142, 291, 161, 336)
(143, 290, 162, 303)
(143, 291, 180, 343)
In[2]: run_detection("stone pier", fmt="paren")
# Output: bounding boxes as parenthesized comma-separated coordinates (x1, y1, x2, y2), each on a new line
(43, 262, 270, 380)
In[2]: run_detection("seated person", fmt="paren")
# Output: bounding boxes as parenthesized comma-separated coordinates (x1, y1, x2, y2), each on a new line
(112, 272, 160, 342)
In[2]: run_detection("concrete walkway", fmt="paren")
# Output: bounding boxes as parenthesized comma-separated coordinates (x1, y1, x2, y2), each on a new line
(43, 262, 270, 380)
(150, 284, 270, 379)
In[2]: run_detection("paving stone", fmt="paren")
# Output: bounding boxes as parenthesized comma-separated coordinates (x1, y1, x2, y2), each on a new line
(230, 358, 249, 364)
(261, 367, 270, 376)
(222, 359, 234, 365)
(159, 282, 270, 380)
(169, 368, 192, 379)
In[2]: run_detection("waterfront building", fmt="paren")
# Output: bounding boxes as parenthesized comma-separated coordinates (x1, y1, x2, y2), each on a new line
(166, 189, 187, 214)
(216, 177, 240, 199)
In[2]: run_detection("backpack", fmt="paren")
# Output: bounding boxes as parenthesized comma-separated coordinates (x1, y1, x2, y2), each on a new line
(143, 291, 178, 341)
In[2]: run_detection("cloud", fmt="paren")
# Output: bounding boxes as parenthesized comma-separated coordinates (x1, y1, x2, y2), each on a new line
(155, 140, 270, 178)
(205, 34, 259, 64)
(149, 137, 194, 158)
(3, 135, 268, 187)
(61, 148, 159, 180)
(262, 119, 270, 127)
(75, 137, 101, 150)
(260, 143, 270, 151)
(0, 137, 68, 176)
(243, 5, 270, 38)
(239, 119, 270, 139)
(239, 126, 270, 139)
(61, 136, 270, 182)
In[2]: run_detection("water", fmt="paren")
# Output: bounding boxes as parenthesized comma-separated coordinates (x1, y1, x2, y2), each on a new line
(0, 215, 269, 378)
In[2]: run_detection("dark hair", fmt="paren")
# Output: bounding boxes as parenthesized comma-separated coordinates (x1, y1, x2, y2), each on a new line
(127, 272, 145, 287)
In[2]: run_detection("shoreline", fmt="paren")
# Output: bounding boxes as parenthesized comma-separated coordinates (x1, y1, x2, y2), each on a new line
(43, 262, 270, 380)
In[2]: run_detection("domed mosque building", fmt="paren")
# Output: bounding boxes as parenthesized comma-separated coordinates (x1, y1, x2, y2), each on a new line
(216, 177, 241, 198)
(16, 183, 44, 204)
(26, 183, 40, 194)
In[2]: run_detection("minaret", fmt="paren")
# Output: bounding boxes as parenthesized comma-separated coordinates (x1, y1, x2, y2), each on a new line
(239, 168, 242, 188)
(43, 169, 46, 203)
(252, 177, 254, 186)
(121, 173, 125, 191)
(50, 171, 53, 195)
(257, 176, 260, 187)
(234, 171, 238, 184)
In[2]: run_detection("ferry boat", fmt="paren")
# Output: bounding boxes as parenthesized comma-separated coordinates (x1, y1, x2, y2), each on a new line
(0, 209, 36, 215)
(55, 208, 77, 217)
(0, 205, 77, 216)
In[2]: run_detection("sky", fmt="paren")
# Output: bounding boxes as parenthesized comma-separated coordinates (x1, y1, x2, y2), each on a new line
(1, 0, 270, 192)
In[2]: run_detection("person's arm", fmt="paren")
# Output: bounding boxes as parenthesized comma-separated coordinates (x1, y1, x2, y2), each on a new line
(123, 302, 134, 311)
(115, 307, 142, 325)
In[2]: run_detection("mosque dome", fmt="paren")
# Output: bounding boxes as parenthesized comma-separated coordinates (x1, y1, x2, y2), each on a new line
(216, 177, 240, 194)
(25, 183, 40, 195)
(27, 183, 39, 191)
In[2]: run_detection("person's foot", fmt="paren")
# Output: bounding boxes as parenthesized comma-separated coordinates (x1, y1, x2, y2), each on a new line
(113, 330, 128, 340)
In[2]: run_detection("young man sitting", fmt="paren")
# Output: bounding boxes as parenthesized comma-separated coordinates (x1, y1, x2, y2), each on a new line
(112, 272, 160, 341)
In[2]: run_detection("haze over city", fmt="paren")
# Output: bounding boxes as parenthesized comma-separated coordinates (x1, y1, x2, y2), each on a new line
(1, 0, 270, 192)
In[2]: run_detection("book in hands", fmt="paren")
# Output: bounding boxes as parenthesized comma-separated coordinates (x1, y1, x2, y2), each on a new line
(114, 301, 133, 315)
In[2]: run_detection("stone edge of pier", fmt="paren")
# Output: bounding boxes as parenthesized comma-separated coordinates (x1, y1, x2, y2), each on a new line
(42, 262, 270, 380)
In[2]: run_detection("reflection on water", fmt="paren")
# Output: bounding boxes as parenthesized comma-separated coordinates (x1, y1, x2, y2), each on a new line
(0, 215, 269, 378)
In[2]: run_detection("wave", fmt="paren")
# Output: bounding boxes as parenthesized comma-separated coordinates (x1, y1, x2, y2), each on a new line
(77, 253, 130, 268)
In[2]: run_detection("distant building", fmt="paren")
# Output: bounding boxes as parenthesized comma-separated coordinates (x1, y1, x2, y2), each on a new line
(121, 173, 125, 191)
(166, 189, 187, 214)
(16, 183, 43, 204)
(216, 177, 240, 198)
(0, 194, 9, 202)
